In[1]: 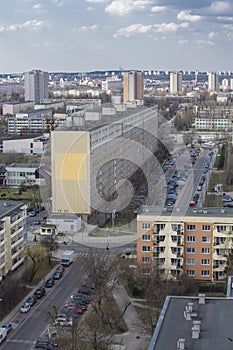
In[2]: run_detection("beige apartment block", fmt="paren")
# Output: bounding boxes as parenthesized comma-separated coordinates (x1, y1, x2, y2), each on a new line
(51, 105, 158, 220)
(0, 201, 27, 281)
(137, 207, 233, 281)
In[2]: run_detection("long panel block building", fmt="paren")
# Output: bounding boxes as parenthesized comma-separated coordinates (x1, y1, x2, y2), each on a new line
(51, 105, 158, 221)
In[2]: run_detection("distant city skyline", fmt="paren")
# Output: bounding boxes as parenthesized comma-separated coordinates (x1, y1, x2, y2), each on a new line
(1, 0, 233, 74)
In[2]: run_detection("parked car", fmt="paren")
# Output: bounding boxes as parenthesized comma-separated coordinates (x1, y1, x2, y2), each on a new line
(53, 271, 62, 280)
(45, 278, 54, 288)
(223, 203, 233, 208)
(25, 295, 37, 307)
(29, 212, 36, 217)
(34, 219, 41, 225)
(35, 336, 58, 349)
(54, 316, 73, 327)
(56, 265, 64, 274)
(222, 195, 233, 202)
(20, 303, 30, 313)
(0, 322, 12, 334)
(34, 287, 46, 299)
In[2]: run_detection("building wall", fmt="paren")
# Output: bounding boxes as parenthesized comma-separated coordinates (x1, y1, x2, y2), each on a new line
(51, 131, 91, 214)
(3, 138, 44, 155)
(0, 202, 27, 281)
(137, 210, 233, 281)
(123, 71, 144, 103)
(25, 70, 49, 103)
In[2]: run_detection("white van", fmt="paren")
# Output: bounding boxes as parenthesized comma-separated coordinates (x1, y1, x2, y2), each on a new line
(0, 327, 7, 343)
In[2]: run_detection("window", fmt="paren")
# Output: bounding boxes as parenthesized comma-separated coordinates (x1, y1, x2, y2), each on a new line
(201, 259, 210, 265)
(142, 269, 150, 275)
(187, 225, 196, 231)
(142, 234, 150, 241)
(187, 270, 195, 276)
(202, 225, 210, 231)
(142, 257, 150, 264)
(142, 223, 151, 230)
(186, 259, 195, 265)
(186, 236, 196, 242)
(186, 247, 196, 254)
(202, 248, 210, 254)
(142, 246, 150, 252)
(202, 236, 211, 243)
(201, 270, 210, 277)
(217, 225, 226, 232)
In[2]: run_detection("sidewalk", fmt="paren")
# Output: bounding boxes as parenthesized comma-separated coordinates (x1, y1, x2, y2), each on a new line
(113, 284, 151, 350)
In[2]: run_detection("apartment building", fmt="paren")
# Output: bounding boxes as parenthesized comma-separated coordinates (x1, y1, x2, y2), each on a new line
(208, 72, 219, 92)
(51, 105, 158, 220)
(2, 135, 48, 155)
(7, 109, 52, 134)
(24, 70, 49, 103)
(170, 71, 183, 94)
(0, 200, 27, 281)
(123, 71, 144, 104)
(194, 117, 230, 130)
(2, 102, 35, 115)
(137, 206, 233, 281)
(5, 163, 41, 186)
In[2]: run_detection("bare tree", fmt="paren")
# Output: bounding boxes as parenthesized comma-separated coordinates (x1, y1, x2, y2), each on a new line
(22, 245, 46, 283)
(82, 249, 124, 325)
(40, 235, 59, 265)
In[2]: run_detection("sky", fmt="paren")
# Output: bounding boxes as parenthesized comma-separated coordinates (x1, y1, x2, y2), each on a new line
(1, 0, 233, 74)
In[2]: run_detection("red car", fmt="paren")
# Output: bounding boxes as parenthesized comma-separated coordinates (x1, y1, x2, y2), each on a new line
(64, 305, 84, 314)
(56, 265, 64, 274)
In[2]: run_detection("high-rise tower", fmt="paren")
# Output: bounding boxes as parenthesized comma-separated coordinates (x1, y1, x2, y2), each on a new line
(208, 72, 219, 92)
(170, 71, 183, 94)
(123, 71, 144, 103)
(24, 70, 49, 103)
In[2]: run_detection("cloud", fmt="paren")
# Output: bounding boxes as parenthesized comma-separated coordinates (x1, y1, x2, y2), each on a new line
(114, 22, 189, 37)
(150, 6, 167, 13)
(196, 39, 215, 45)
(208, 31, 217, 39)
(210, 1, 231, 14)
(86, 6, 95, 11)
(78, 24, 109, 32)
(105, 0, 152, 16)
(86, 0, 108, 3)
(51, 0, 69, 6)
(0, 20, 46, 32)
(177, 10, 203, 22)
(32, 3, 46, 12)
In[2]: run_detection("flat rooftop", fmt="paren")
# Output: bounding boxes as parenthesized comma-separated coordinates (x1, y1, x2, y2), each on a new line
(138, 205, 233, 221)
(150, 296, 233, 350)
(0, 200, 26, 219)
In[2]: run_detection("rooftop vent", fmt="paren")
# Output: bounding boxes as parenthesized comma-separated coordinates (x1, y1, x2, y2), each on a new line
(221, 208, 225, 214)
(199, 293, 205, 304)
(176, 338, 185, 350)
(203, 208, 208, 214)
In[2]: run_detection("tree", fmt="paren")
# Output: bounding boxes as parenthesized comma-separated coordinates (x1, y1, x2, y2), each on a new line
(22, 245, 46, 283)
(82, 249, 124, 325)
(40, 235, 58, 265)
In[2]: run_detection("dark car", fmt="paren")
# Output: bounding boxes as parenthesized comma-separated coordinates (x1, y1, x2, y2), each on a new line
(223, 203, 233, 208)
(78, 287, 92, 295)
(34, 287, 46, 299)
(25, 295, 37, 307)
(53, 271, 62, 280)
(45, 278, 54, 288)
(35, 337, 58, 349)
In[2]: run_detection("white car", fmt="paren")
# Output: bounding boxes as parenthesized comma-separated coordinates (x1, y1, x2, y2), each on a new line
(55, 316, 73, 327)
(20, 303, 30, 313)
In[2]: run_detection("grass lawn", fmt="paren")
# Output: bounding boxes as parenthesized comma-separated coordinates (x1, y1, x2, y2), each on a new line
(0, 186, 41, 202)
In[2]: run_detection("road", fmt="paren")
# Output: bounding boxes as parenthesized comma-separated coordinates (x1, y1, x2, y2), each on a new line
(2, 257, 86, 350)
